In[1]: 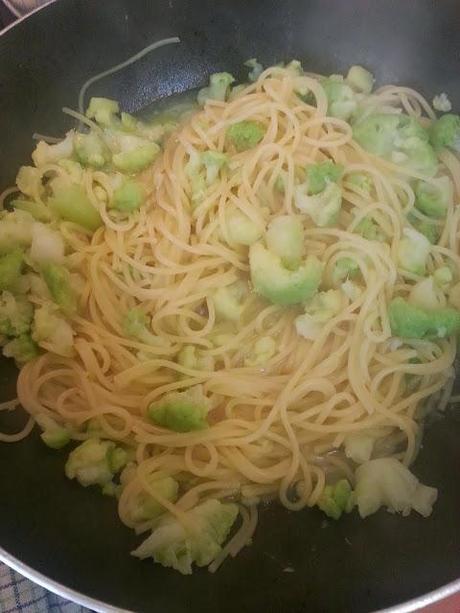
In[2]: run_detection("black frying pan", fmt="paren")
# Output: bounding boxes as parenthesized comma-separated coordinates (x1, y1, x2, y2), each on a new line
(0, 1, 460, 611)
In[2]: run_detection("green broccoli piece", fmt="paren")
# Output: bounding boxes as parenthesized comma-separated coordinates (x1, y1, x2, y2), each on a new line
(35, 413, 71, 450)
(353, 113, 437, 177)
(0, 249, 24, 291)
(201, 151, 228, 184)
(197, 72, 235, 105)
(41, 263, 77, 316)
(317, 479, 354, 520)
(12, 199, 51, 223)
(32, 304, 74, 357)
(397, 228, 431, 275)
(148, 387, 210, 432)
(295, 289, 343, 340)
(211, 280, 248, 322)
(227, 121, 265, 152)
(429, 113, 460, 152)
(265, 215, 304, 270)
(2, 333, 38, 364)
(86, 97, 120, 127)
(112, 180, 146, 213)
(65, 438, 128, 487)
(409, 215, 441, 245)
(306, 161, 343, 195)
(0, 291, 34, 337)
(331, 257, 360, 286)
(388, 296, 460, 339)
(415, 176, 452, 219)
(244, 58, 263, 82)
(32, 132, 75, 167)
(249, 242, 323, 306)
(132, 498, 238, 575)
(74, 132, 111, 169)
(346, 65, 374, 95)
(16, 166, 42, 198)
(130, 476, 179, 523)
(48, 180, 102, 231)
(122, 308, 165, 346)
(295, 182, 342, 227)
(112, 142, 160, 174)
(321, 77, 357, 120)
(0, 210, 34, 254)
(226, 209, 263, 246)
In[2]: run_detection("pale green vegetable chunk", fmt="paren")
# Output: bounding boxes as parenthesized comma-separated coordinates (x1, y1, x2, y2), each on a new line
(227, 121, 265, 152)
(13, 199, 51, 223)
(430, 113, 460, 152)
(355, 458, 437, 518)
(41, 263, 77, 316)
(86, 97, 120, 127)
(244, 58, 263, 82)
(331, 257, 360, 286)
(0, 249, 24, 291)
(250, 242, 323, 306)
(295, 289, 343, 340)
(65, 438, 128, 487)
(201, 151, 228, 184)
(132, 498, 238, 575)
(388, 296, 460, 339)
(415, 176, 452, 219)
(197, 72, 235, 105)
(344, 432, 378, 464)
(32, 304, 74, 357)
(0, 210, 33, 253)
(35, 413, 71, 449)
(74, 132, 111, 169)
(32, 131, 75, 167)
(346, 65, 374, 95)
(148, 387, 210, 432)
(211, 280, 248, 322)
(48, 180, 102, 231)
(265, 215, 304, 269)
(226, 209, 263, 246)
(112, 180, 146, 212)
(16, 166, 42, 198)
(244, 336, 276, 367)
(317, 479, 354, 520)
(409, 277, 446, 311)
(397, 228, 431, 275)
(2, 333, 38, 364)
(295, 182, 342, 227)
(112, 142, 160, 173)
(30, 223, 65, 264)
(122, 308, 165, 346)
(306, 161, 343, 195)
(130, 476, 179, 523)
(0, 291, 33, 337)
(321, 77, 357, 120)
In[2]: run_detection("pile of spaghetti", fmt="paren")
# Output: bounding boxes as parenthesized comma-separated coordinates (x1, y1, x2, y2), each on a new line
(1, 56, 460, 575)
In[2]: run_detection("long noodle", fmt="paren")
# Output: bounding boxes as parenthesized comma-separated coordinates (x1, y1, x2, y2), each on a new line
(3, 65, 459, 571)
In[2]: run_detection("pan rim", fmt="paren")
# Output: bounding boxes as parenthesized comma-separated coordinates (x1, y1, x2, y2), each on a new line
(0, 1, 459, 611)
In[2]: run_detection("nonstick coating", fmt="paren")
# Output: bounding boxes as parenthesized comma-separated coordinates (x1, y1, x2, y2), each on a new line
(0, 1, 460, 611)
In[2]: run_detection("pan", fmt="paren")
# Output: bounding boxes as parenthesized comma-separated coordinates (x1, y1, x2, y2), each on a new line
(0, 1, 459, 611)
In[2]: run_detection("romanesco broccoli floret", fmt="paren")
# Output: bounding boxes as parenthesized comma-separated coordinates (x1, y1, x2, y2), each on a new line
(388, 296, 460, 339)
(306, 161, 343, 195)
(0, 249, 24, 292)
(430, 113, 460, 152)
(346, 65, 374, 95)
(226, 121, 265, 152)
(415, 176, 452, 219)
(32, 131, 75, 167)
(35, 413, 71, 449)
(148, 386, 210, 432)
(65, 438, 128, 487)
(86, 97, 120, 127)
(317, 479, 354, 520)
(0, 291, 33, 337)
(295, 182, 342, 227)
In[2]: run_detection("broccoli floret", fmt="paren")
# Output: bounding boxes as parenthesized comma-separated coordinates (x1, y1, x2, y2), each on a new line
(130, 476, 179, 523)
(86, 97, 120, 127)
(346, 65, 374, 95)
(295, 289, 343, 340)
(317, 479, 354, 520)
(265, 215, 304, 270)
(244, 58, 263, 82)
(353, 114, 437, 177)
(48, 179, 102, 232)
(0, 291, 34, 337)
(226, 209, 263, 246)
(244, 336, 276, 367)
(197, 72, 235, 105)
(65, 438, 128, 487)
(321, 77, 357, 120)
(29, 223, 65, 265)
(112, 179, 146, 213)
(0, 210, 33, 253)
(32, 304, 74, 357)
(388, 296, 460, 339)
(295, 182, 342, 227)
(415, 176, 452, 219)
(2, 333, 38, 364)
(132, 498, 238, 575)
(74, 132, 111, 169)
(227, 121, 265, 152)
(355, 458, 437, 518)
(112, 141, 160, 174)
(331, 257, 360, 287)
(306, 161, 343, 195)
(429, 113, 460, 152)
(201, 151, 228, 184)
(250, 242, 323, 306)
(16, 166, 42, 198)
(432, 93, 452, 113)
(41, 263, 77, 316)
(148, 387, 210, 432)
(32, 131, 75, 167)
(35, 413, 71, 449)
(397, 228, 431, 275)
(211, 280, 248, 322)
(0, 249, 24, 291)
(344, 432, 377, 464)
(12, 199, 51, 223)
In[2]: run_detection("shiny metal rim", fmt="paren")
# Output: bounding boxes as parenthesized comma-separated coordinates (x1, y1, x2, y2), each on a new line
(0, 2, 459, 611)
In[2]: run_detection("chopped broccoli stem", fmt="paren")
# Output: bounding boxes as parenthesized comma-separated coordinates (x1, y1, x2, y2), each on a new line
(112, 142, 160, 173)
(415, 177, 452, 219)
(48, 182, 102, 231)
(0, 291, 34, 337)
(41, 263, 77, 316)
(86, 97, 120, 127)
(112, 180, 146, 212)
(74, 132, 110, 169)
(12, 199, 52, 223)
(388, 296, 460, 339)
